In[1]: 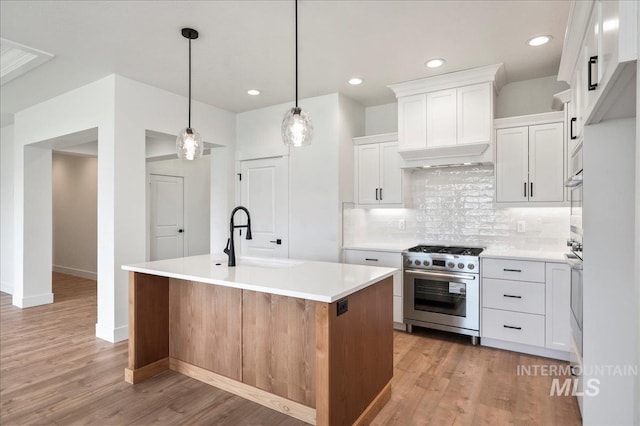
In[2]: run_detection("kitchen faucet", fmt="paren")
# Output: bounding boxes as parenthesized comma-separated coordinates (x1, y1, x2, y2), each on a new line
(224, 206, 252, 267)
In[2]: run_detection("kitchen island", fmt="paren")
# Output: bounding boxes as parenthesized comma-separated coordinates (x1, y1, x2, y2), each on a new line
(122, 254, 396, 426)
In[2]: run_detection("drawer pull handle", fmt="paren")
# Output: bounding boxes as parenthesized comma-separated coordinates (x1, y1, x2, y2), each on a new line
(503, 268, 522, 272)
(365, 258, 379, 262)
(503, 325, 522, 330)
(503, 294, 522, 299)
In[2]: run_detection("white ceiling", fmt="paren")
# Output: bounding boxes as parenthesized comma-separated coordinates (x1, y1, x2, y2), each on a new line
(0, 0, 570, 128)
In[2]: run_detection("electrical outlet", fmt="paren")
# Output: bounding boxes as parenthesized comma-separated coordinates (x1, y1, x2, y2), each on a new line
(337, 299, 349, 316)
(517, 220, 526, 233)
(398, 219, 406, 230)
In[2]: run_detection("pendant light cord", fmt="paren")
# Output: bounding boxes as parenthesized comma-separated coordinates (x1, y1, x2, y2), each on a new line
(295, 0, 298, 108)
(188, 37, 192, 129)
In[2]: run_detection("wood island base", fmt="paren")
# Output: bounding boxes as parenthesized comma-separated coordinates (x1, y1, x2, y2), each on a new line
(125, 271, 394, 426)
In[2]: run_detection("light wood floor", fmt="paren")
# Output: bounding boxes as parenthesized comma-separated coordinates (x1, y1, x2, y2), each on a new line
(1, 273, 581, 425)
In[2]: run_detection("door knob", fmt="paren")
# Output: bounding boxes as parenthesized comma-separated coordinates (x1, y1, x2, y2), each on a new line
(178, 229, 184, 233)
(269, 239, 282, 245)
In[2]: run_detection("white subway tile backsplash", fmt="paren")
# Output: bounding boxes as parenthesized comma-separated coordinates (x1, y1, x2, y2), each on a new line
(344, 165, 569, 250)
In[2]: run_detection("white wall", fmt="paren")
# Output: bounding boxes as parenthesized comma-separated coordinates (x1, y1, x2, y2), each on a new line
(365, 103, 398, 135)
(338, 94, 365, 255)
(1, 125, 14, 294)
(236, 93, 364, 262)
(52, 152, 98, 279)
(11, 73, 234, 343)
(146, 155, 211, 258)
(496, 75, 569, 118)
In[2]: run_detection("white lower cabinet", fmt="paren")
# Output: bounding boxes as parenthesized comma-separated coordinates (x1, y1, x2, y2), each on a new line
(343, 249, 404, 328)
(481, 258, 570, 360)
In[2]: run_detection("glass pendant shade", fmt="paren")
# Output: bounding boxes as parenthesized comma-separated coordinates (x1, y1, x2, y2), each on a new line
(282, 107, 313, 147)
(176, 127, 203, 160)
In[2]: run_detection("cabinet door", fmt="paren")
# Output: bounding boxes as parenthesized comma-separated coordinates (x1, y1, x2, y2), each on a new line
(397, 94, 427, 151)
(457, 83, 492, 145)
(356, 144, 380, 205)
(496, 127, 529, 202)
(583, 5, 600, 115)
(571, 69, 584, 141)
(528, 123, 564, 202)
(598, 0, 619, 90)
(545, 263, 571, 352)
(379, 142, 403, 205)
(426, 89, 457, 148)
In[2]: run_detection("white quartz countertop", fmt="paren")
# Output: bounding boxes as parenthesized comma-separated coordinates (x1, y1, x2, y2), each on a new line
(480, 248, 568, 263)
(122, 254, 396, 303)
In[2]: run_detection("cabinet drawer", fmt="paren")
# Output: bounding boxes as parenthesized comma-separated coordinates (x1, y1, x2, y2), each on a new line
(482, 258, 545, 283)
(343, 250, 402, 297)
(343, 250, 402, 268)
(482, 278, 545, 315)
(482, 308, 545, 347)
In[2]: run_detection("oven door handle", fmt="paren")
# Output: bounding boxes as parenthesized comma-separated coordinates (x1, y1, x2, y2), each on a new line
(404, 269, 476, 281)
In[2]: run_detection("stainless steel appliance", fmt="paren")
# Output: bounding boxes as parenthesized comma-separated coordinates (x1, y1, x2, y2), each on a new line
(403, 245, 483, 344)
(565, 143, 584, 414)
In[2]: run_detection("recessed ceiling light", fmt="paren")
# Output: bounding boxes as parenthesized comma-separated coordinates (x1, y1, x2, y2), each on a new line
(425, 58, 445, 68)
(527, 35, 551, 46)
(247, 89, 260, 96)
(348, 77, 363, 85)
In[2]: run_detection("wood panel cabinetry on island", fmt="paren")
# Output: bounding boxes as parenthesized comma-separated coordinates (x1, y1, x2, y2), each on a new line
(122, 254, 396, 426)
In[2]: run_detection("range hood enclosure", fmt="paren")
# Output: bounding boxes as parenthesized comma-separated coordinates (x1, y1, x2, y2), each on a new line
(389, 64, 505, 168)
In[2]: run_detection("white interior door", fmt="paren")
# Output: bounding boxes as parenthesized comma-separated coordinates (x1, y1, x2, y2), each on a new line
(240, 157, 288, 259)
(150, 174, 184, 261)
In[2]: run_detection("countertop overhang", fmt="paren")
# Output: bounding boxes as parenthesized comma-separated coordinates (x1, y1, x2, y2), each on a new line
(122, 254, 396, 303)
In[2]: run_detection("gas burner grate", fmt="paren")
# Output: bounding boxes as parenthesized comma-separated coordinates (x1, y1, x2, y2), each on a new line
(407, 245, 484, 256)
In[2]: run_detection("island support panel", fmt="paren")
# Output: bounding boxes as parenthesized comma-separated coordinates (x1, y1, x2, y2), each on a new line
(125, 272, 393, 425)
(316, 276, 393, 426)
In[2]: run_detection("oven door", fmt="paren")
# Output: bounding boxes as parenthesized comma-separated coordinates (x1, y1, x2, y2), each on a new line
(403, 269, 479, 331)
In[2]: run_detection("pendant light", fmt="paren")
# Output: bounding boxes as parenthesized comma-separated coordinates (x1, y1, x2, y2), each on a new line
(281, 0, 313, 147)
(176, 27, 204, 160)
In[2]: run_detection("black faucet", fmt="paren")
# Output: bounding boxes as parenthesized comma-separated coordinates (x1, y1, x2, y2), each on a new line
(224, 206, 253, 267)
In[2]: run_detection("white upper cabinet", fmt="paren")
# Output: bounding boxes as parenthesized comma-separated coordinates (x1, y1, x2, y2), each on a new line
(379, 142, 403, 204)
(353, 134, 405, 206)
(496, 127, 529, 203)
(426, 89, 457, 148)
(495, 113, 565, 205)
(457, 83, 492, 145)
(356, 144, 381, 205)
(397, 94, 427, 151)
(423, 83, 493, 150)
(558, 0, 637, 127)
(389, 64, 504, 165)
(528, 123, 565, 203)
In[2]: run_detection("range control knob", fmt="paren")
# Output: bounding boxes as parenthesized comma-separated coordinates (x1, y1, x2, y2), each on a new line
(468, 264, 475, 270)
(423, 260, 430, 267)
(458, 262, 465, 269)
(414, 260, 422, 266)
(405, 259, 412, 266)
(447, 261, 455, 268)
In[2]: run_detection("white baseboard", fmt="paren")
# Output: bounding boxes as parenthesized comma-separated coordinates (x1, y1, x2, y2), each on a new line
(53, 265, 97, 280)
(12, 292, 54, 308)
(1, 280, 13, 295)
(481, 337, 570, 361)
(95, 323, 128, 343)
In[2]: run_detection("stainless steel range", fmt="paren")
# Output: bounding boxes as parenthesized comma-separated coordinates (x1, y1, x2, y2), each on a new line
(403, 245, 484, 344)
